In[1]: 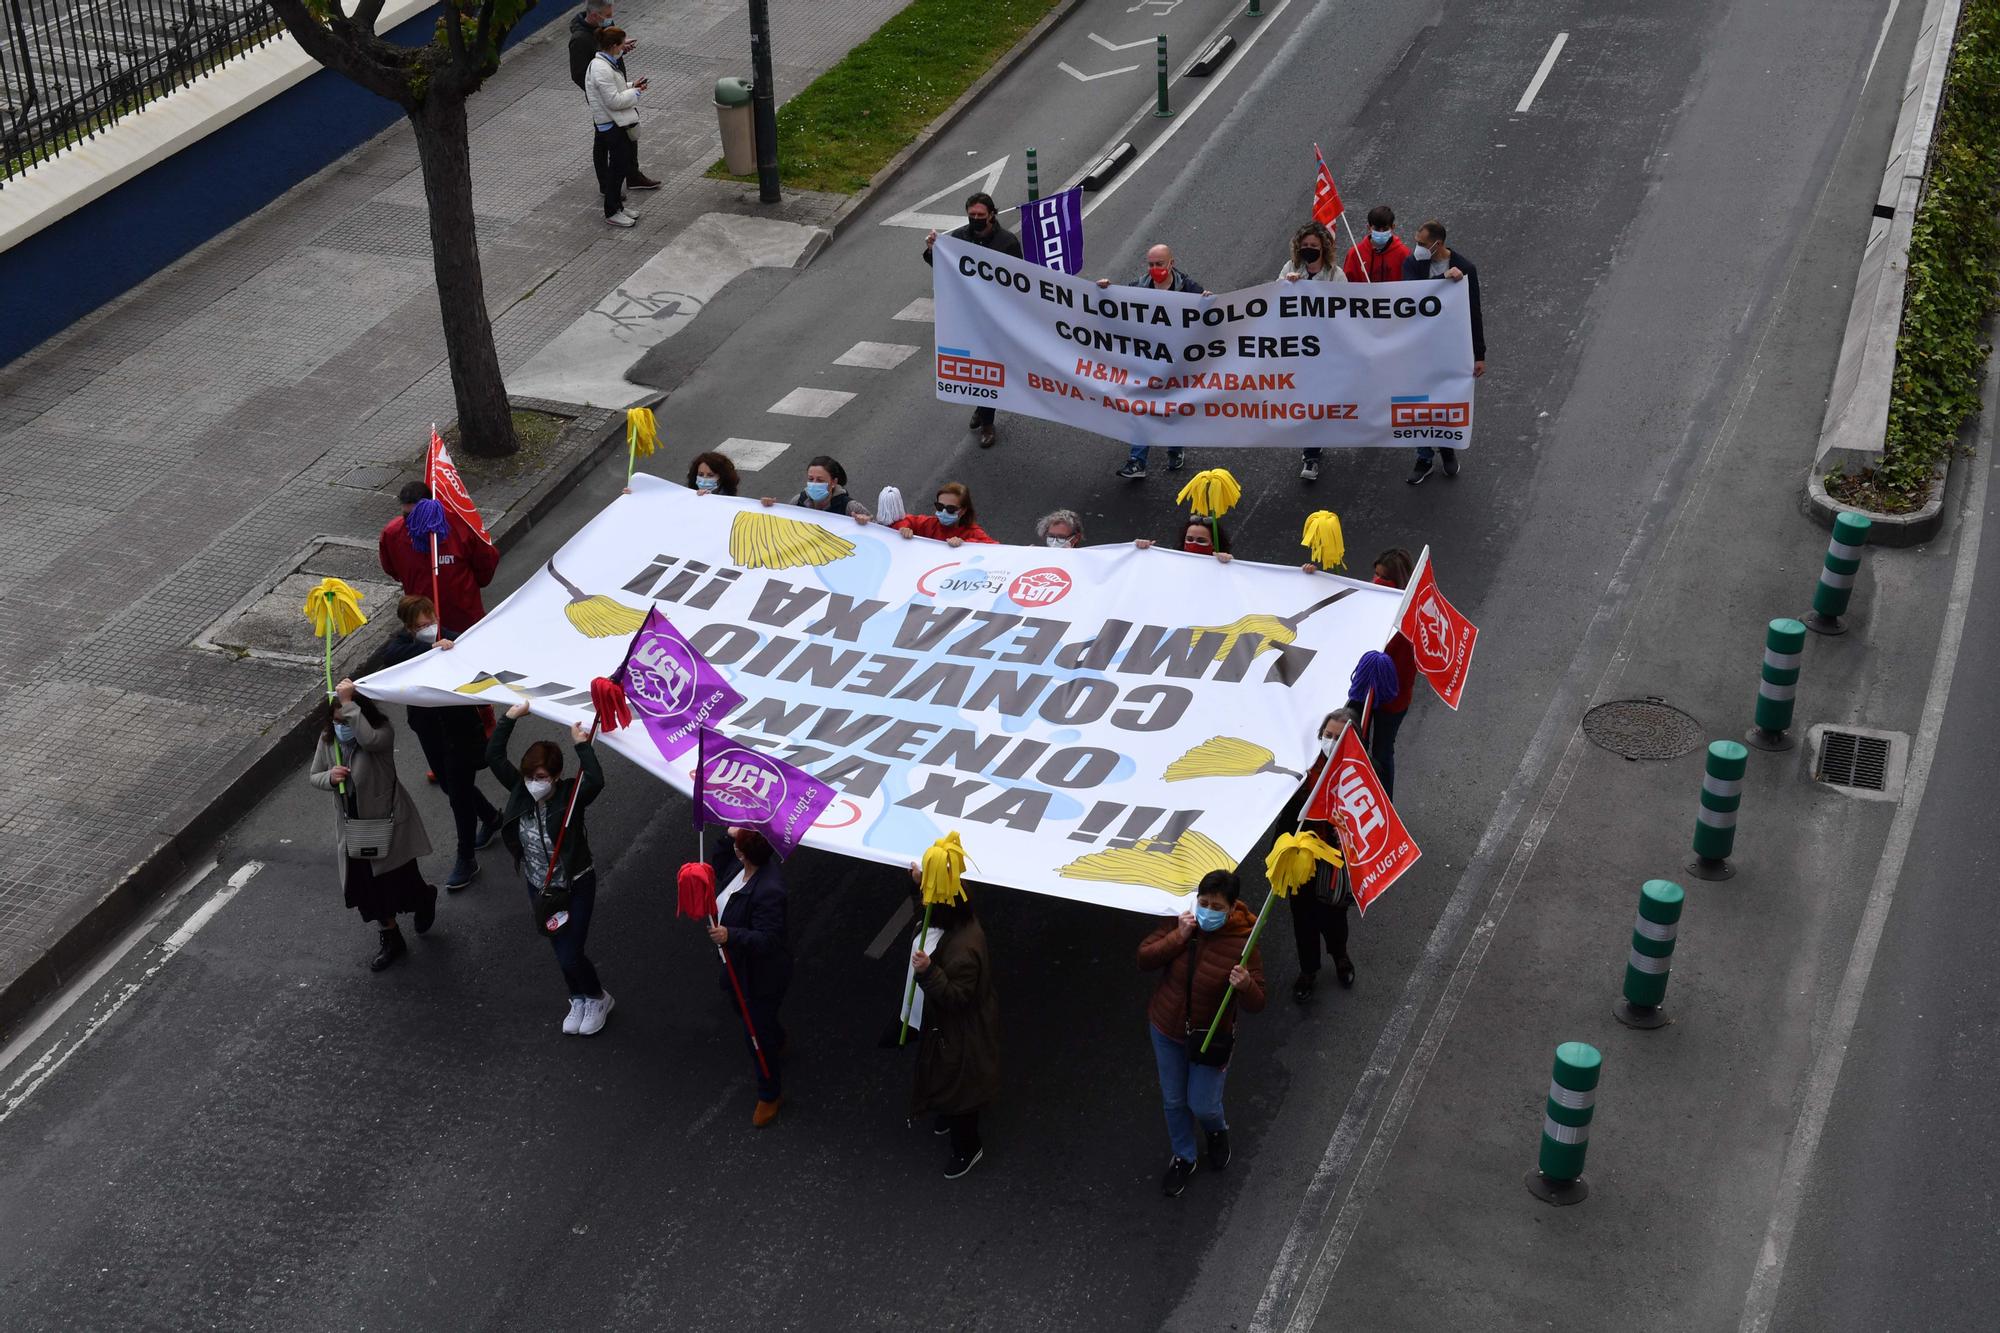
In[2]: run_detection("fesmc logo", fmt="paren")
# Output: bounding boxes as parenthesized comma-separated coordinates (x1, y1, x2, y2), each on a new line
(937, 346, 1005, 400)
(624, 631, 696, 717)
(1389, 394, 1468, 442)
(918, 563, 1072, 608)
(701, 747, 786, 822)
(1333, 759, 1391, 861)
(1409, 588, 1458, 675)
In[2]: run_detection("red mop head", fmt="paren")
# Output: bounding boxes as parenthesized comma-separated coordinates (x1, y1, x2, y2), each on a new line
(590, 677, 631, 733)
(676, 862, 717, 919)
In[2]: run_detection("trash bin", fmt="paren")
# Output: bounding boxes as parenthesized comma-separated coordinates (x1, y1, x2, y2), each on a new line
(715, 77, 755, 176)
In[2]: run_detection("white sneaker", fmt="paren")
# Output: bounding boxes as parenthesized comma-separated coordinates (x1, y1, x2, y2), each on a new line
(604, 211, 636, 229)
(562, 997, 586, 1035)
(578, 990, 615, 1036)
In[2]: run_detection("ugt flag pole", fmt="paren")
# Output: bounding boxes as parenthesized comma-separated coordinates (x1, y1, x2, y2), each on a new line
(1313, 143, 1371, 283)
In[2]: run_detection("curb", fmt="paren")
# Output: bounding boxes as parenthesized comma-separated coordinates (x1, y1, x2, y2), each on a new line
(0, 402, 629, 1039)
(1804, 462, 1947, 547)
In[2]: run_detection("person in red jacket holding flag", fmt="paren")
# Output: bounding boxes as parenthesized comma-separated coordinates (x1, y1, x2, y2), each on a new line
(378, 481, 498, 637)
(1342, 204, 1410, 284)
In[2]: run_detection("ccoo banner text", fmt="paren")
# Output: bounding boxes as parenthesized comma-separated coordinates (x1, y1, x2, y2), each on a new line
(930, 234, 1477, 452)
(359, 479, 1403, 915)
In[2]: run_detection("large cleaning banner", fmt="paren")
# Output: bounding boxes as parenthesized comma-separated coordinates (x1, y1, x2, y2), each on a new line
(361, 479, 1402, 914)
(931, 234, 1476, 452)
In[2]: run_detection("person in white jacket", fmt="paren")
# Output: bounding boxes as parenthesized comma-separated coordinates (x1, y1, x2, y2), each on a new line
(1278, 221, 1344, 482)
(584, 25, 646, 227)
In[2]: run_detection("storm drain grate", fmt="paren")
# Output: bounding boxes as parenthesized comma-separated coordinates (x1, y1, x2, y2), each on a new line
(1582, 699, 1705, 760)
(1816, 730, 1891, 791)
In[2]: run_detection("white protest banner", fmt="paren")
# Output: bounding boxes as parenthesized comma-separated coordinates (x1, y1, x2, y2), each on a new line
(930, 234, 1476, 452)
(360, 479, 1403, 915)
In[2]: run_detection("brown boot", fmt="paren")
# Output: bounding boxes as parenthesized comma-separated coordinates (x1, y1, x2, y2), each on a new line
(752, 1097, 782, 1128)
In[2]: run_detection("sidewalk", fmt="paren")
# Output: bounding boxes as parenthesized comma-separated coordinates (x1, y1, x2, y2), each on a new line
(0, 0, 906, 1025)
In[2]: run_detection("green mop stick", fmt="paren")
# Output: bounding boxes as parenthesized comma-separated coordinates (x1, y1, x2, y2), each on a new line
(1199, 891, 1275, 1053)
(899, 900, 935, 1047)
(626, 415, 639, 483)
(320, 592, 349, 797)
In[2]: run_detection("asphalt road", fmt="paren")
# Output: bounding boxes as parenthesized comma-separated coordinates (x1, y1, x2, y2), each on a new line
(0, 0, 1942, 1329)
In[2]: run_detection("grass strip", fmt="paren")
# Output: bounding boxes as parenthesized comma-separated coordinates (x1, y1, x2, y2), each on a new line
(708, 0, 1066, 195)
(1829, 0, 2000, 512)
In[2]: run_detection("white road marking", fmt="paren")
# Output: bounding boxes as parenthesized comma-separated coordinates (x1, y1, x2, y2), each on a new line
(767, 388, 855, 418)
(864, 899, 916, 959)
(1862, 0, 1903, 87)
(880, 157, 1011, 232)
(716, 437, 790, 471)
(1089, 32, 1156, 52)
(1060, 61, 1141, 82)
(834, 341, 919, 370)
(893, 298, 935, 322)
(1736, 417, 1994, 1331)
(1514, 32, 1569, 113)
(0, 861, 261, 1124)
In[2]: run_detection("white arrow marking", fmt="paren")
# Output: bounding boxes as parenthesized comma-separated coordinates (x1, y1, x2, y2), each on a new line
(1059, 60, 1140, 82)
(880, 155, 1012, 231)
(1088, 32, 1156, 51)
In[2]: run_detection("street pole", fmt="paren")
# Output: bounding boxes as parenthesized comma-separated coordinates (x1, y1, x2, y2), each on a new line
(747, 0, 781, 203)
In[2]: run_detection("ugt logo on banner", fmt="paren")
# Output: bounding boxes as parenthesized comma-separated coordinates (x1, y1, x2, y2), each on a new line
(1399, 553, 1479, 710)
(1305, 725, 1420, 914)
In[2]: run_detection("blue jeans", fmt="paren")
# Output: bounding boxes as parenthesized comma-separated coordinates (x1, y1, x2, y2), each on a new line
(1415, 444, 1458, 464)
(526, 868, 601, 999)
(1150, 1023, 1228, 1163)
(1126, 444, 1185, 466)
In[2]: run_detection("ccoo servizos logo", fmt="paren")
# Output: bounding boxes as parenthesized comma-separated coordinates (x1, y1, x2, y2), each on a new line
(937, 347, 1005, 388)
(1007, 567, 1072, 608)
(1389, 395, 1470, 428)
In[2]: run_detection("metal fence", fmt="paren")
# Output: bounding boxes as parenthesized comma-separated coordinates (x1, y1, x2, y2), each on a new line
(2, 0, 280, 181)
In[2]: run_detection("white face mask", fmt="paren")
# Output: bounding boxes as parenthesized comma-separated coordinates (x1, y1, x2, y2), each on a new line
(416, 624, 439, 644)
(526, 777, 553, 802)
(1319, 737, 1337, 757)
(1412, 245, 1433, 262)
(1046, 535, 1073, 549)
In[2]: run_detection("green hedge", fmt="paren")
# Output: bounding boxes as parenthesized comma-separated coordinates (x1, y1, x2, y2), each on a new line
(1832, 0, 2000, 511)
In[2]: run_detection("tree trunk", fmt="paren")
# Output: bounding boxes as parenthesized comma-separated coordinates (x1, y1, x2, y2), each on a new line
(409, 92, 517, 457)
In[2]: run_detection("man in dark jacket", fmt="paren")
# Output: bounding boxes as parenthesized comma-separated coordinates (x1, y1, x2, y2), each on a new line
(381, 596, 501, 890)
(1401, 218, 1486, 485)
(569, 1, 659, 192)
(1095, 243, 1210, 480)
(924, 191, 1022, 448)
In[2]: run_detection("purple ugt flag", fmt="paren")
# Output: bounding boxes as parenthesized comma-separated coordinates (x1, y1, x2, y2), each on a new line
(614, 609, 743, 763)
(1019, 187, 1084, 276)
(694, 726, 836, 860)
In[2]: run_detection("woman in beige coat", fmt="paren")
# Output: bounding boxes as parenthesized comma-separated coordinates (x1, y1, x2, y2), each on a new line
(307, 678, 435, 970)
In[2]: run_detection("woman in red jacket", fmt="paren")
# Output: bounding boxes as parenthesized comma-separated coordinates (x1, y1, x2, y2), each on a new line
(1139, 868, 1266, 1198)
(892, 481, 996, 545)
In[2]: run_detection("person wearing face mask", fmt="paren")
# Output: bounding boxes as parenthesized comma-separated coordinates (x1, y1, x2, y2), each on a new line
(907, 877, 1000, 1180)
(893, 481, 997, 545)
(1139, 868, 1265, 1198)
(1135, 517, 1234, 561)
(378, 481, 498, 639)
(1034, 509, 1085, 549)
(1342, 204, 1411, 284)
(685, 450, 740, 496)
(710, 828, 794, 1127)
(925, 192, 1023, 448)
(488, 700, 612, 1035)
(1275, 708, 1360, 1000)
(1278, 222, 1346, 483)
(381, 596, 502, 892)
(308, 679, 437, 972)
(1401, 218, 1485, 485)
(760, 455, 872, 521)
(1100, 243, 1211, 479)
(1354, 548, 1418, 798)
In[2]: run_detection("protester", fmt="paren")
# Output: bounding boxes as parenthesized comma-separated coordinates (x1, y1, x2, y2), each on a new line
(378, 482, 498, 638)
(908, 881, 1000, 1179)
(308, 679, 436, 972)
(1278, 708, 1359, 999)
(924, 193, 1023, 448)
(711, 828, 793, 1126)
(1136, 517, 1233, 561)
(1138, 868, 1266, 1198)
(584, 26, 647, 229)
(760, 455, 871, 520)
(1035, 509, 1085, 548)
(488, 700, 612, 1035)
(1403, 218, 1485, 485)
(893, 481, 996, 544)
(687, 450, 740, 496)
(1279, 222, 1345, 483)
(1354, 548, 1417, 798)
(380, 596, 501, 891)
(1342, 204, 1410, 284)
(1099, 244, 1209, 479)
(568, 1, 658, 194)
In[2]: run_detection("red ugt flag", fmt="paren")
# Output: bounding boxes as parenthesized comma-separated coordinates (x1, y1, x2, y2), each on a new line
(425, 429, 493, 546)
(1311, 144, 1344, 227)
(1398, 555, 1479, 710)
(1304, 725, 1420, 915)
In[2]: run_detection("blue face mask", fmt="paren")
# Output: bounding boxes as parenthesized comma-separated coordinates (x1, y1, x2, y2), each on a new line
(804, 480, 831, 502)
(1195, 904, 1227, 932)
(935, 507, 960, 526)
(333, 723, 356, 745)
(1370, 228, 1392, 246)
(696, 475, 719, 492)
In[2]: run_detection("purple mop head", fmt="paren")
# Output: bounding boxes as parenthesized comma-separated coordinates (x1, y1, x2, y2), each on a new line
(1350, 649, 1400, 706)
(406, 498, 450, 550)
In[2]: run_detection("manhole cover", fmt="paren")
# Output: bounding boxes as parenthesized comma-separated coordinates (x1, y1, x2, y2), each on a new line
(1582, 699, 1704, 760)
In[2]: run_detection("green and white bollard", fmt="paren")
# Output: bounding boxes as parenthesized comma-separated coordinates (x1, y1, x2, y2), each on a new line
(1747, 618, 1806, 752)
(1155, 36, 1173, 117)
(1526, 1042, 1600, 1205)
(1248, 0, 1264, 16)
(1026, 147, 1039, 202)
(1689, 739, 1747, 881)
(1614, 880, 1684, 1029)
(1806, 512, 1871, 635)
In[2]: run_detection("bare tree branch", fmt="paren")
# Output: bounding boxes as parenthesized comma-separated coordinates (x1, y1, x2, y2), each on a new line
(266, 0, 409, 103)
(473, 0, 496, 68)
